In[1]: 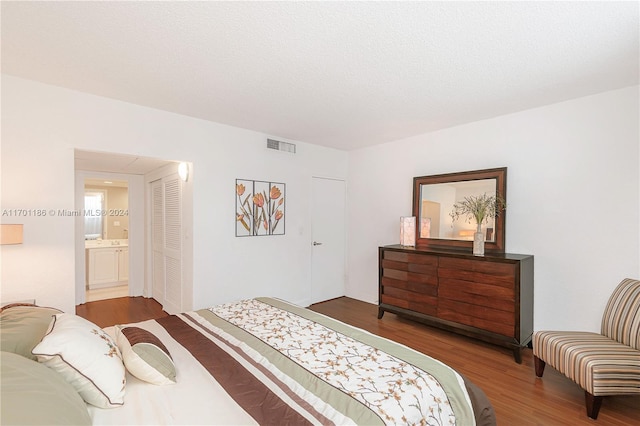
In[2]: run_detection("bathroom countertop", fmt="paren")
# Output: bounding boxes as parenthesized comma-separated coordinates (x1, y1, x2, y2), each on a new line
(85, 239, 128, 249)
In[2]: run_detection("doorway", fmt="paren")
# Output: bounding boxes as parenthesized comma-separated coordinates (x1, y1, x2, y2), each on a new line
(83, 178, 129, 302)
(74, 150, 193, 311)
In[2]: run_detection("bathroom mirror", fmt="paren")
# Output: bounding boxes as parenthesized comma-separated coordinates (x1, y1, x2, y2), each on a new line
(413, 167, 507, 252)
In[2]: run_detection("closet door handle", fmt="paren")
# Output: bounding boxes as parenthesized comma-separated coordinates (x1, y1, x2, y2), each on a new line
(313, 241, 323, 246)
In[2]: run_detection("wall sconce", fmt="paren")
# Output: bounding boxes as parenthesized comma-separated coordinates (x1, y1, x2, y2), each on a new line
(0, 224, 24, 245)
(400, 216, 416, 246)
(178, 162, 189, 182)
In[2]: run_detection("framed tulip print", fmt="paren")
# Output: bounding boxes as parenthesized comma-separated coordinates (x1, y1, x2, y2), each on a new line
(235, 179, 286, 236)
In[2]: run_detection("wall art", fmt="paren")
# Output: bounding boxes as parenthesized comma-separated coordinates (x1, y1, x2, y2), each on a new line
(236, 179, 285, 236)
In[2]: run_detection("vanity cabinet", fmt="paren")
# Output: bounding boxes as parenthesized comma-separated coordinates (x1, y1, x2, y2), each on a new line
(378, 245, 533, 363)
(86, 247, 128, 289)
(118, 247, 129, 282)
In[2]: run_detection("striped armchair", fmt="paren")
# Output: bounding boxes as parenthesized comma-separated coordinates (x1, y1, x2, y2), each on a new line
(532, 278, 640, 419)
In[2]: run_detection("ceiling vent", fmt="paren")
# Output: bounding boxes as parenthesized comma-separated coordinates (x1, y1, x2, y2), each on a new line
(267, 139, 296, 154)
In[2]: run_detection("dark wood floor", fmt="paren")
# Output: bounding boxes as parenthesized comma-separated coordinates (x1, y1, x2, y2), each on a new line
(77, 296, 639, 425)
(76, 296, 168, 328)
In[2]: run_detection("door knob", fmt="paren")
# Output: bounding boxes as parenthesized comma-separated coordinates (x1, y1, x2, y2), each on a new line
(313, 241, 323, 246)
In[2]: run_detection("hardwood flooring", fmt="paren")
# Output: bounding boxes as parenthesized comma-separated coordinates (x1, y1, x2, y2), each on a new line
(76, 296, 167, 328)
(309, 297, 640, 426)
(76, 296, 639, 425)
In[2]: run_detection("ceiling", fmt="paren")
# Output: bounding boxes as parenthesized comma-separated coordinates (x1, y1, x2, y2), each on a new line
(2, 2, 638, 151)
(75, 150, 174, 175)
(84, 178, 128, 188)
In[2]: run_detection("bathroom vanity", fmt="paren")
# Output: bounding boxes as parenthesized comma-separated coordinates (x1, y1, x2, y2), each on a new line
(85, 240, 129, 289)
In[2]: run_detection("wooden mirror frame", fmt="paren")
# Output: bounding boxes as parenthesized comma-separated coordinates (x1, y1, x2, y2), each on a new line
(412, 167, 507, 252)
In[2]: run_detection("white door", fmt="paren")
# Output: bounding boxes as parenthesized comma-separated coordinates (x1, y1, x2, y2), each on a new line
(151, 174, 183, 314)
(310, 177, 346, 304)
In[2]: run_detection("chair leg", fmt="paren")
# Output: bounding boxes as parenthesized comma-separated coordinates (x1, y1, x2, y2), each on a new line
(585, 391, 603, 419)
(534, 355, 546, 377)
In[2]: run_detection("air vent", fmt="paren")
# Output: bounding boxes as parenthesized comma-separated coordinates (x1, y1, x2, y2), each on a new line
(267, 139, 296, 154)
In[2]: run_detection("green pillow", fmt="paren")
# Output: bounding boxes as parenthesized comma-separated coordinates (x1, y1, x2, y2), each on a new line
(0, 351, 92, 425)
(0, 305, 62, 360)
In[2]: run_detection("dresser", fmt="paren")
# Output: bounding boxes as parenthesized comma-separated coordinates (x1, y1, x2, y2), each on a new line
(378, 245, 534, 363)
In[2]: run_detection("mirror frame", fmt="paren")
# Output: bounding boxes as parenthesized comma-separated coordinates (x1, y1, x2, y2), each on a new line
(412, 167, 507, 252)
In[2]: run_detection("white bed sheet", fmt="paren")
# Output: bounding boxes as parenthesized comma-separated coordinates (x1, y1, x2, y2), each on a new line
(88, 320, 257, 426)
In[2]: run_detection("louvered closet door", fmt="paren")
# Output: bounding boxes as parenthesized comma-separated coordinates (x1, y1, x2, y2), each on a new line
(162, 175, 182, 314)
(150, 174, 183, 314)
(151, 180, 165, 306)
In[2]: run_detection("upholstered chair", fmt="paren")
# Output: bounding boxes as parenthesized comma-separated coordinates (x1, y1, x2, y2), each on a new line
(532, 278, 640, 419)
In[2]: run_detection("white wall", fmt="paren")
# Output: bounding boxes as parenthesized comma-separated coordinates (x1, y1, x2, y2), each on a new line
(347, 86, 640, 332)
(2, 75, 638, 333)
(0, 75, 348, 313)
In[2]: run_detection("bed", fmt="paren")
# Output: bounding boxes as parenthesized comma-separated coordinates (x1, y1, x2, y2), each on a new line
(1, 297, 496, 425)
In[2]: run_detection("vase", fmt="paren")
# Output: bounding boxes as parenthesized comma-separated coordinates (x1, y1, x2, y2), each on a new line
(473, 223, 484, 256)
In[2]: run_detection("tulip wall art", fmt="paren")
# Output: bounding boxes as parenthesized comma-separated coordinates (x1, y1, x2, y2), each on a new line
(236, 179, 286, 236)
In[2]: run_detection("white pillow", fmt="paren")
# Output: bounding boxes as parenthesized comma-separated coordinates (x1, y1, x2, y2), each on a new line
(32, 313, 126, 408)
(115, 325, 176, 385)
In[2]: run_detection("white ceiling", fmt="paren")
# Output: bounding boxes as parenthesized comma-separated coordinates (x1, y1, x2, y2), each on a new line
(75, 150, 174, 175)
(2, 1, 638, 151)
(84, 178, 128, 188)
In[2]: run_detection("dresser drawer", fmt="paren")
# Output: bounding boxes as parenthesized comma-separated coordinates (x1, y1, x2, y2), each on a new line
(438, 298, 515, 337)
(438, 257, 516, 287)
(381, 285, 437, 315)
(439, 277, 515, 302)
(381, 276, 438, 295)
(382, 250, 438, 266)
(438, 284, 515, 313)
(382, 262, 437, 287)
(382, 269, 437, 287)
(383, 251, 408, 262)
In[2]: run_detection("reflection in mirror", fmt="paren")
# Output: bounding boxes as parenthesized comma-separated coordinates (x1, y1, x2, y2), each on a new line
(84, 190, 106, 240)
(419, 179, 497, 241)
(413, 167, 506, 252)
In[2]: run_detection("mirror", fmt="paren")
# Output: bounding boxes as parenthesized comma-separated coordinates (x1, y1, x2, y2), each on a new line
(413, 167, 507, 252)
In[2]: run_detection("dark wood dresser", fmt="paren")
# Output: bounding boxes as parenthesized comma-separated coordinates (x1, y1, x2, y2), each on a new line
(378, 244, 534, 363)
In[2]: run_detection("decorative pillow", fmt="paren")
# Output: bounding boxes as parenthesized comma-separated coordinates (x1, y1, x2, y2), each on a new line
(31, 313, 126, 408)
(1, 351, 92, 425)
(0, 304, 62, 360)
(115, 325, 176, 385)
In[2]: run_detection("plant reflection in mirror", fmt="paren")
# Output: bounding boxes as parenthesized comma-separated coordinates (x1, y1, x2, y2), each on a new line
(449, 193, 506, 227)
